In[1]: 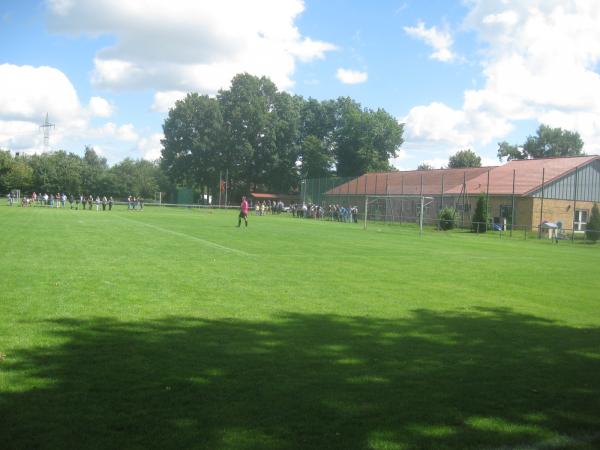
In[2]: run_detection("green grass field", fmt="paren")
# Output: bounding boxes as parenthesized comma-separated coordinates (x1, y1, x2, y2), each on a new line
(1, 205, 599, 450)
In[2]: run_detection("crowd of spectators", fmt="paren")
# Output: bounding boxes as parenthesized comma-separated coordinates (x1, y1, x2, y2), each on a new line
(250, 200, 359, 223)
(288, 203, 358, 222)
(127, 196, 144, 210)
(5, 192, 144, 212)
(253, 200, 286, 215)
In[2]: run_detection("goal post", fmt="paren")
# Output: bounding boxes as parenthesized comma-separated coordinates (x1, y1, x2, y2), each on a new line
(363, 195, 435, 235)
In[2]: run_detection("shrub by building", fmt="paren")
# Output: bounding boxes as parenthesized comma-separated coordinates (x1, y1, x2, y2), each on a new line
(472, 194, 487, 233)
(438, 207, 456, 230)
(586, 203, 600, 242)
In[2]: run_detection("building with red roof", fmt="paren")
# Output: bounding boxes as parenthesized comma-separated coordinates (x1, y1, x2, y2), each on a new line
(322, 156, 600, 232)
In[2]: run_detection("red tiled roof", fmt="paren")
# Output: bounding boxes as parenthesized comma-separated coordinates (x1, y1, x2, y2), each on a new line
(327, 167, 492, 196)
(455, 155, 599, 195)
(325, 156, 599, 197)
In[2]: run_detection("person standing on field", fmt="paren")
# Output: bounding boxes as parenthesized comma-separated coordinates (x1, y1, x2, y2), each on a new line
(237, 196, 249, 227)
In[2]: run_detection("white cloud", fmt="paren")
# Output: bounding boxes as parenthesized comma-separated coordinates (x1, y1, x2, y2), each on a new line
(117, 124, 138, 141)
(402, 1, 600, 162)
(0, 64, 80, 122)
(45, 0, 336, 94)
(461, 0, 600, 153)
(0, 64, 86, 152)
(480, 156, 499, 167)
(419, 158, 448, 170)
(404, 21, 455, 62)
(389, 148, 409, 169)
(336, 68, 368, 84)
(86, 121, 138, 142)
(87, 96, 113, 117)
(0, 120, 42, 152)
(152, 91, 187, 113)
(0, 64, 147, 162)
(137, 133, 164, 161)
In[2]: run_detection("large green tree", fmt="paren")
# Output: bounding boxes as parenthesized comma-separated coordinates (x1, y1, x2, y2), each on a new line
(298, 98, 336, 178)
(497, 125, 584, 160)
(448, 149, 482, 168)
(161, 93, 223, 194)
(269, 92, 302, 192)
(334, 97, 403, 177)
(300, 135, 333, 178)
(219, 74, 272, 192)
(160, 73, 404, 195)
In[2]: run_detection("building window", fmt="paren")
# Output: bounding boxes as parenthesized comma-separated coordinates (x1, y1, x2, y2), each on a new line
(574, 209, 588, 231)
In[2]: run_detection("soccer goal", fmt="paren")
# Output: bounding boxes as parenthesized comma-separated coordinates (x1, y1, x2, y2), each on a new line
(363, 195, 435, 235)
(10, 189, 21, 205)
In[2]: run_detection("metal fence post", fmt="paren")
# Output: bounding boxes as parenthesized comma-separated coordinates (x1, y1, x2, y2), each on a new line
(486, 169, 490, 231)
(511, 169, 516, 238)
(538, 168, 545, 239)
(572, 166, 578, 242)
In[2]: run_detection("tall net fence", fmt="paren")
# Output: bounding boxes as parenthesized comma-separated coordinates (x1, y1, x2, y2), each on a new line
(300, 177, 356, 207)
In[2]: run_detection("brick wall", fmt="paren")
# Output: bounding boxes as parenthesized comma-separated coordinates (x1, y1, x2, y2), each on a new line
(530, 198, 596, 231)
(463, 196, 597, 231)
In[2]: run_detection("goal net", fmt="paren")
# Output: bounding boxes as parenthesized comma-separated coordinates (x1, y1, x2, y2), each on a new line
(363, 195, 435, 234)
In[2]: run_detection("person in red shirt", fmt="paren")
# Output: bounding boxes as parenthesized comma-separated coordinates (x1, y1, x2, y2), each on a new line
(238, 196, 249, 227)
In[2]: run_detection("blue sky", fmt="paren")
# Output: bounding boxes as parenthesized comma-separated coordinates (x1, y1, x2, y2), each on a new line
(2, 0, 600, 169)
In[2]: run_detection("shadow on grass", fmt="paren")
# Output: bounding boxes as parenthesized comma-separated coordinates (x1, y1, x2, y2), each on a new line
(2, 308, 599, 450)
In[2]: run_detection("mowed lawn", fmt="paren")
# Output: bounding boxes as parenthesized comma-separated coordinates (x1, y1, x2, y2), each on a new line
(1, 205, 599, 450)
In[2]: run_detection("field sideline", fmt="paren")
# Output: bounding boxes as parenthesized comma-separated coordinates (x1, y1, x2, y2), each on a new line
(1, 205, 599, 450)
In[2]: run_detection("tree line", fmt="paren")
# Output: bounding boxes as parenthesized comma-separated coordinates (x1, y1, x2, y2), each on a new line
(0, 147, 168, 200)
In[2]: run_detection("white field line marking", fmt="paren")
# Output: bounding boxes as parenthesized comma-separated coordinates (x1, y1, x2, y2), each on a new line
(118, 215, 252, 256)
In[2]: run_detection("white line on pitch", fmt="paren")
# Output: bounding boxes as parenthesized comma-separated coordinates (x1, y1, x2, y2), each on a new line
(118, 215, 252, 256)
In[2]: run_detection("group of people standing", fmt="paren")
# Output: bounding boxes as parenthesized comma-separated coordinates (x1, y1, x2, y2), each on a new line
(253, 199, 286, 216)
(6, 192, 123, 211)
(127, 196, 144, 210)
(288, 203, 358, 222)
(5, 191, 152, 212)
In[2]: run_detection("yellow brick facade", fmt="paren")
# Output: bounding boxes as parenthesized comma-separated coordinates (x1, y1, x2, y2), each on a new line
(530, 198, 596, 231)
(464, 196, 597, 231)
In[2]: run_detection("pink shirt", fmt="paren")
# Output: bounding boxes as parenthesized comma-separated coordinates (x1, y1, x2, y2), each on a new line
(241, 200, 249, 214)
